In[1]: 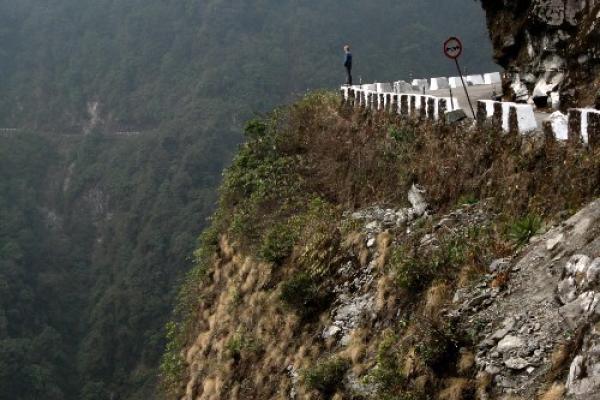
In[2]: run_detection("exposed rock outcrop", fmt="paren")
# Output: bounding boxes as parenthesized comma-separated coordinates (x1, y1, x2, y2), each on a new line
(480, 0, 600, 108)
(456, 198, 600, 399)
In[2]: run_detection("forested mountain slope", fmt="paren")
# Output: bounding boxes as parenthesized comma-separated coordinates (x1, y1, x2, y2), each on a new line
(0, 1, 495, 399)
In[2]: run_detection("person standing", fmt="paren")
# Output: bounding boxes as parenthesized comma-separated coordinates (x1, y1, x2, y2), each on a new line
(344, 45, 353, 86)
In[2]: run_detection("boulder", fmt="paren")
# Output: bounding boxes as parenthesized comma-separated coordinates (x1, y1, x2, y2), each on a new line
(497, 335, 525, 352)
(445, 109, 467, 124)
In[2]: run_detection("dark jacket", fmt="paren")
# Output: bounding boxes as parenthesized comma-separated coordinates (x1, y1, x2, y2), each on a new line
(344, 52, 352, 69)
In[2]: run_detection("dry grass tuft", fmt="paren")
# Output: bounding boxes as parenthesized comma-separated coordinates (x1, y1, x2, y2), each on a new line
(375, 274, 395, 312)
(538, 382, 565, 400)
(219, 234, 235, 260)
(402, 346, 419, 378)
(457, 350, 475, 375)
(457, 264, 480, 288)
(359, 247, 370, 267)
(550, 344, 570, 373)
(438, 378, 471, 400)
(424, 282, 449, 317)
(376, 231, 392, 269)
(340, 332, 366, 364)
(475, 371, 492, 398)
(413, 374, 431, 394)
(342, 231, 363, 249)
(491, 270, 510, 289)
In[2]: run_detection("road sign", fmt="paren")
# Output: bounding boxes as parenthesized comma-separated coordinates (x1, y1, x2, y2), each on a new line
(444, 37, 463, 60)
(443, 36, 475, 118)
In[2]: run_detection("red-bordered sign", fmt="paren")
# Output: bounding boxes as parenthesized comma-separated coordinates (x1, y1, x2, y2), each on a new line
(444, 36, 463, 59)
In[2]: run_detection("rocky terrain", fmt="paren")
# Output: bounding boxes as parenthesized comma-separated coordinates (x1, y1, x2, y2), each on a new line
(455, 199, 600, 399)
(480, 0, 600, 109)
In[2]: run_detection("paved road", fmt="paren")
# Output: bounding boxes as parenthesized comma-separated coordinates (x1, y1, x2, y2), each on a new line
(426, 83, 500, 116)
(426, 84, 550, 126)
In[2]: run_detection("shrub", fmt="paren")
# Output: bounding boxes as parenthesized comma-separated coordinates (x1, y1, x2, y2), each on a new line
(456, 193, 479, 205)
(508, 214, 542, 246)
(391, 246, 444, 293)
(159, 322, 186, 395)
(303, 357, 350, 395)
(259, 222, 297, 264)
(225, 331, 261, 362)
(243, 118, 268, 140)
(388, 125, 416, 143)
(391, 247, 429, 292)
(280, 272, 332, 320)
(391, 233, 476, 294)
(415, 321, 460, 372)
(365, 332, 405, 395)
(364, 331, 427, 400)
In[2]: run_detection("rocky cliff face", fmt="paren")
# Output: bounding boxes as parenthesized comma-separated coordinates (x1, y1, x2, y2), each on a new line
(457, 199, 600, 399)
(165, 93, 600, 400)
(480, 0, 600, 109)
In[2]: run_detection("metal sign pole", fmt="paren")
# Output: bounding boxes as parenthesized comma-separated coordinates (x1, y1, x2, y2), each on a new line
(443, 36, 475, 118)
(455, 59, 475, 119)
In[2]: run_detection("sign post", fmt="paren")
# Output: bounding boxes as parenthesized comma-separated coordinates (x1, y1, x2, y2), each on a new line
(444, 36, 475, 119)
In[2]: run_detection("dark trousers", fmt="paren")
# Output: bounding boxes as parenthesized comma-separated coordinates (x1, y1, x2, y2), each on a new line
(345, 67, 352, 86)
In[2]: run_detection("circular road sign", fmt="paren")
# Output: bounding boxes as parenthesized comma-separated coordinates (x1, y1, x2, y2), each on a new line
(444, 37, 463, 59)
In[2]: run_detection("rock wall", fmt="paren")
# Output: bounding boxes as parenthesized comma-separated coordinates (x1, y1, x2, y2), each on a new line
(480, 0, 600, 109)
(455, 199, 600, 399)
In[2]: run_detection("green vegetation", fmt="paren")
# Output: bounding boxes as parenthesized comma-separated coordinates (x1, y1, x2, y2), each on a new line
(280, 272, 333, 319)
(457, 193, 479, 206)
(303, 357, 350, 396)
(365, 332, 405, 396)
(225, 330, 262, 361)
(158, 322, 186, 397)
(364, 331, 429, 400)
(0, 130, 223, 400)
(508, 214, 542, 246)
(391, 236, 467, 293)
(414, 322, 460, 371)
(0, 133, 74, 400)
(260, 222, 298, 264)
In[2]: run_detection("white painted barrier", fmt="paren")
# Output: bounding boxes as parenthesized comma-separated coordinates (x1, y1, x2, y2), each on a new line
(478, 100, 496, 119)
(376, 83, 393, 93)
(548, 111, 568, 141)
(501, 102, 512, 132)
(448, 77, 462, 89)
(476, 100, 538, 133)
(429, 77, 450, 91)
(343, 83, 600, 150)
(394, 80, 413, 93)
(412, 79, 428, 92)
(341, 86, 349, 100)
(466, 75, 485, 86)
(511, 104, 537, 133)
(362, 84, 377, 92)
(568, 108, 600, 145)
(483, 72, 502, 85)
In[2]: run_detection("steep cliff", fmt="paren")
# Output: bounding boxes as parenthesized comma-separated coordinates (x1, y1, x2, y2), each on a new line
(164, 93, 600, 399)
(480, 0, 600, 109)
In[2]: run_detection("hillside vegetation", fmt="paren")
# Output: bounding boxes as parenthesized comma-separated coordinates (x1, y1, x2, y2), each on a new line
(0, 1, 495, 399)
(167, 92, 600, 399)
